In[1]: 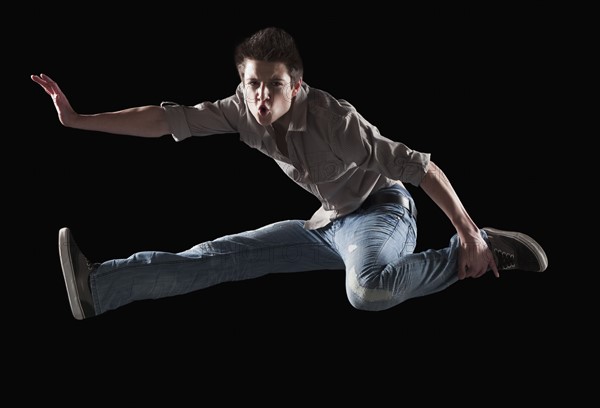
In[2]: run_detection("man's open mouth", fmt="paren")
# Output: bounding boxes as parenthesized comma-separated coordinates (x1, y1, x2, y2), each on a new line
(258, 105, 269, 116)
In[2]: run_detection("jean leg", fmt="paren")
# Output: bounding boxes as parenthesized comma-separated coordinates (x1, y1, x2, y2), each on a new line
(335, 200, 463, 311)
(90, 220, 343, 315)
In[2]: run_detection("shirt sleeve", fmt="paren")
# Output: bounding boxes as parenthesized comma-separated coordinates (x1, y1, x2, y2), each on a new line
(160, 89, 244, 142)
(331, 106, 431, 187)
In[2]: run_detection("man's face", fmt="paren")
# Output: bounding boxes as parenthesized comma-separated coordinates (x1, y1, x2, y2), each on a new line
(242, 59, 300, 126)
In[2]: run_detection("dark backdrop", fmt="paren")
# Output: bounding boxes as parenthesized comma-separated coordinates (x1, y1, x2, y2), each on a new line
(11, 6, 574, 400)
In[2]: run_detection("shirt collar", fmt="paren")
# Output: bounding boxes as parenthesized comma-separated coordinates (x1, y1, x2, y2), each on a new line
(288, 82, 309, 132)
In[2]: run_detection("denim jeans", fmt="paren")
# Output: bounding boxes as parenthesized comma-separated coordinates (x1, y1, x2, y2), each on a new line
(90, 185, 477, 315)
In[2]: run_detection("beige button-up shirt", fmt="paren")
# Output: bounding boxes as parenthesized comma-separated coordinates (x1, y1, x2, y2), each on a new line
(161, 82, 430, 229)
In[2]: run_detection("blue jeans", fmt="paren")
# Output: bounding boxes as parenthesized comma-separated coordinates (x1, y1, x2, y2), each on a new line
(90, 185, 475, 315)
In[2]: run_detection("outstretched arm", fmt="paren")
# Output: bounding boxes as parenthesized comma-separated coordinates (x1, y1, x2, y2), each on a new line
(420, 161, 499, 280)
(31, 73, 170, 138)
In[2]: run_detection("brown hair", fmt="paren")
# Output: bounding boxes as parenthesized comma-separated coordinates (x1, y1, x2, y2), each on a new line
(234, 27, 304, 85)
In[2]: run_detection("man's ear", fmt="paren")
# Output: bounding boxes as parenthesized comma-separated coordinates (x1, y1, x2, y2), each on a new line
(292, 79, 303, 97)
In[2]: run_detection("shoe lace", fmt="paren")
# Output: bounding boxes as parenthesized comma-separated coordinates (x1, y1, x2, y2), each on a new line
(494, 248, 515, 269)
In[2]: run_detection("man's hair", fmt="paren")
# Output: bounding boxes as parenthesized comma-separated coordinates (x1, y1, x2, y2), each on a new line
(234, 27, 304, 85)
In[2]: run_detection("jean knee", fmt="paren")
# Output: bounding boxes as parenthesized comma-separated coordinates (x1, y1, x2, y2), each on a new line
(345, 265, 408, 311)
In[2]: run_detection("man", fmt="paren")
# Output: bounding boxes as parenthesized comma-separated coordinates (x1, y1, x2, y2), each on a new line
(31, 27, 548, 320)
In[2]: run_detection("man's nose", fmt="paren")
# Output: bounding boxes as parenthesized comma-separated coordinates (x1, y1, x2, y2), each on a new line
(257, 83, 270, 100)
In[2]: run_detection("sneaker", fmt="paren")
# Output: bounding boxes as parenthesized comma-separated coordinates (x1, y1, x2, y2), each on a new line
(58, 227, 96, 320)
(482, 227, 548, 272)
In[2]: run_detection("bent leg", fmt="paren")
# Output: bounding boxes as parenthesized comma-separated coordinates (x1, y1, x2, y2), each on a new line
(91, 220, 343, 315)
(336, 203, 462, 311)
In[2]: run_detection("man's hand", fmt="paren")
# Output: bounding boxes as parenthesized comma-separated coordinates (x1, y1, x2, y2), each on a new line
(31, 73, 78, 127)
(458, 235, 499, 280)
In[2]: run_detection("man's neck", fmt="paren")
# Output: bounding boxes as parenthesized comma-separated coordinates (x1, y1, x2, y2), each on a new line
(273, 104, 293, 138)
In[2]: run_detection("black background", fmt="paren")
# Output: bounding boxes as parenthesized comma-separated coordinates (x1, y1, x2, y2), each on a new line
(11, 5, 579, 401)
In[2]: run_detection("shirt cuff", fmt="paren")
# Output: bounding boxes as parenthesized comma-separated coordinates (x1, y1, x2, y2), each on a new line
(160, 101, 192, 142)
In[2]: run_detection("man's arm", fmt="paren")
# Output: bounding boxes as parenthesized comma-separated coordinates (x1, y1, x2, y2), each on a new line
(420, 161, 499, 279)
(31, 73, 170, 138)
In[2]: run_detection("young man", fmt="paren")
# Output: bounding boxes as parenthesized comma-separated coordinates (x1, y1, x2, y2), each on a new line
(32, 27, 548, 320)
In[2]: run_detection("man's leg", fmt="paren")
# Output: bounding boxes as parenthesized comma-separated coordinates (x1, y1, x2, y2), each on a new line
(59, 220, 344, 319)
(332, 199, 434, 311)
(333, 202, 548, 311)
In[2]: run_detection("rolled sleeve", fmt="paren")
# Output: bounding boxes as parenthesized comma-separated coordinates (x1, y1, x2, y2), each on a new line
(393, 149, 430, 186)
(160, 91, 243, 142)
(161, 102, 192, 141)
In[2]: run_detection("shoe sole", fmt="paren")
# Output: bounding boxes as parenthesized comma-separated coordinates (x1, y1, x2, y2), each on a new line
(58, 227, 85, 320)
(484, 227, 548, 272)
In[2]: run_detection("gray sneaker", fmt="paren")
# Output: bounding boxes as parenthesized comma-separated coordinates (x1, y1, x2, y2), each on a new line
(58, 227, 96, 320)
(483, 227, 548, 272)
